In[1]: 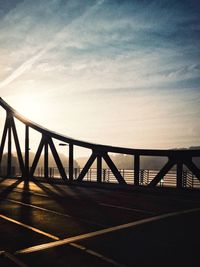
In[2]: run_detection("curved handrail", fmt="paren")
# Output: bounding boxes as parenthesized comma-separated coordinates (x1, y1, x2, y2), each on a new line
(0, 97, 199, 157)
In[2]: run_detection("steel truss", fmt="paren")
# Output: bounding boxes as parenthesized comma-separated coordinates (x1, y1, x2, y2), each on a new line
(0, 97, 200, 189)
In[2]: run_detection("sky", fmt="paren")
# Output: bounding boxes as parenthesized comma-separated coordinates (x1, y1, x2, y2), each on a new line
(0, 0, 200, 153)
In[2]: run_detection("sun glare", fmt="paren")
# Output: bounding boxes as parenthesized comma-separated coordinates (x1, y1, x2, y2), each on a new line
(14, 94, 45, 122)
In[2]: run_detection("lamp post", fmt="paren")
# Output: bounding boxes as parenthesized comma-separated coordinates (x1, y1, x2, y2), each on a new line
(59, 143, 73, 181)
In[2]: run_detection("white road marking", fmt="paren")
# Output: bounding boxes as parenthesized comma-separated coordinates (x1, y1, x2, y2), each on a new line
(0, 214, 59, 241)
(15, 207, 200, 255)
(0, 214, 124, 266)
(99, 203, 156, 215)
(0, 251, 27, 267)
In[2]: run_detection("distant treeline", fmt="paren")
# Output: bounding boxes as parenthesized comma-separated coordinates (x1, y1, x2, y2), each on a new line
(0, 147, 200, 171)
(0, 152, 79, 170)
(76, 151, 200, 170)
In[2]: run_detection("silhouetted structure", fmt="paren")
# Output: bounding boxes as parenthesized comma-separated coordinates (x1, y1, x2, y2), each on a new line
(0, 97, 199, 189)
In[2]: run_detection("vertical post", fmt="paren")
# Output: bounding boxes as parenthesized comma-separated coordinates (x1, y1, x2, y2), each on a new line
(134, 154, 140, 185)
(44, 140, 49, 178)
(97, 155, 102, 183)
(25, 125, 29, 179)
(7, 117, 12, 177)
(74, 168, 77, 179)
(103, 169, 106, 182)
(69, 143, 74, 182)
(177, 160, 183, 189)
(147, 169, 149, 184)
(183, 170, 187, 188)
(0, 117, 9, 165)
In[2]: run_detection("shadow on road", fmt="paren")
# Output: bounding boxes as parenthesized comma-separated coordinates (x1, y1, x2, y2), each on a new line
(19, 180, 32, 225)
(0, 179, 23, 200)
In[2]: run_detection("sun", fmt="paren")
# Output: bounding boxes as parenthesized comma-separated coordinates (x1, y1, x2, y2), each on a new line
(14, 93, 45, 123)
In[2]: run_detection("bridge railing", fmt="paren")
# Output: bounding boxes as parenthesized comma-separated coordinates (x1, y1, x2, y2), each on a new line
(0, 97, 200, 189)
(3, 165, 198, 189)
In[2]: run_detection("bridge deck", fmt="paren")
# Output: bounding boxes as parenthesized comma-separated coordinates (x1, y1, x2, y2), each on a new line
(0, 178, 200, 267)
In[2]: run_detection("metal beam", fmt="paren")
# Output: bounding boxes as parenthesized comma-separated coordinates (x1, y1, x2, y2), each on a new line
(10, 117, 25, 177)
(183, 159, 200, 181)
(77, 153, 96, 182)
(0, 117, 9, 164)
(69, 143, 74, 182)
(97, 155, 102, 183)
(103, 153, 126, 184)
(29, 137, 45, 178)
(44, 141, 49, 178)
(25, 125, 29, 179)
(176, 160, 183, 188)
(134, 154, 140, 186)
(149, 159, 175, 187)
(48, 137, 68, 181)
(7, 117, 12, 177)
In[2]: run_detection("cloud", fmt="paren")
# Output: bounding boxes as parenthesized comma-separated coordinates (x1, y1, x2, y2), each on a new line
(0, 0, 104, 89)
(0, 49, 44, 89)
(1, 0, 200, 93)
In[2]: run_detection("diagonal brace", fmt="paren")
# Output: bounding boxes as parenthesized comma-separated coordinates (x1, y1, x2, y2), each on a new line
(103, 153, 126, 184)
(0, 117, 9, 164)
(149, 159, 175, 187)
(183, 159, 200, 181)
(29, 136, 45, 178)
(77, 153, 96, 182)
(48, 137, 68, 181)
(10, 117, 25, 176)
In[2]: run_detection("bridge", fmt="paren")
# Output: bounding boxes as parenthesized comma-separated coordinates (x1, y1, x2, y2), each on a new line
(0, 97, 200, 189)
(0, 97, 200, 266)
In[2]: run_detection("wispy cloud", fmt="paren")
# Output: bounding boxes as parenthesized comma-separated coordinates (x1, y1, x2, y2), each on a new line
(0, 49, 44, 89)
(0, 0, 104, 89)
(1, 0, 200, 92)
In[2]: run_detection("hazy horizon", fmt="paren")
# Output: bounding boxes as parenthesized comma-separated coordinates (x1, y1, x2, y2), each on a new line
(0, 0, 200, 152)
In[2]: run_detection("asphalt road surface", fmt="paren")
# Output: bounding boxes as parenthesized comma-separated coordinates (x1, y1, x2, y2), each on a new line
(0, 178, 200, 267)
